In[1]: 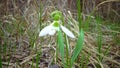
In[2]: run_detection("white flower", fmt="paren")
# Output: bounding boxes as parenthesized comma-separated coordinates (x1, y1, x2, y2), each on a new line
(39, 21, 75, 38)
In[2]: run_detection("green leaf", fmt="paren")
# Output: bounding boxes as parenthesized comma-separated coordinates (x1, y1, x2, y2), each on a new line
(71, 29, 84, 66)
(57, 30, 64, 64)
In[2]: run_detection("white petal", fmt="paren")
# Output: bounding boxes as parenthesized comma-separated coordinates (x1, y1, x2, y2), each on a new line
(48, 29, 56, 35)
(60, 25, 75, 38)
(39, 25, 53, 36)
(53, 27, 60, 31)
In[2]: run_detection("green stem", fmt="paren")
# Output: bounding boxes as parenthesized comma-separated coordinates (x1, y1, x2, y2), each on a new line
(36, 52, 40, 68)
(64, 35, 70, 68)
(56, 42, 58, 63)
(77, 0, 82, 31)
(39, 0, 42, 30)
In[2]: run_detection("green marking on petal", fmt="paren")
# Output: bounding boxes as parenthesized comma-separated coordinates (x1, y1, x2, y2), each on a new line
(53, 21, 59, 27)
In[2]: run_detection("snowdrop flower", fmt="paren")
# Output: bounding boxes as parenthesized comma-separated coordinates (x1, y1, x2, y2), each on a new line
(39, 21, 75, 38)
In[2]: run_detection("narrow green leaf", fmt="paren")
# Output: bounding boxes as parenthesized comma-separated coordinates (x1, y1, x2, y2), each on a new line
(57, 30, 64, 64)
(80, 54, 85, 68)
(39, 0, 42, 30)
(96, 15, 103, 61)
(77, 0, 82, 30)
(84, 53, 91, 68)
(36, 52, 40, 68)
(71, 29, 84, 66)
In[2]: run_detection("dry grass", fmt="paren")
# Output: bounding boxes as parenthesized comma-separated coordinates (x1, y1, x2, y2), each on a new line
(0, 0, 120, 68)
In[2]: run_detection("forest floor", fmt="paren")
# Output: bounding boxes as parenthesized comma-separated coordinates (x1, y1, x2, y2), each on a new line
(0, 0, 120, 68)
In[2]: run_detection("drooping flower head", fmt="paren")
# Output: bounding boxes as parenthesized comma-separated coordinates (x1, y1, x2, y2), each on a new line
(39, 10, 75, 38)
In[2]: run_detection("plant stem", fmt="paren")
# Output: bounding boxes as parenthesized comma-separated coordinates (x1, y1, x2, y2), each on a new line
(64, 35, 70, 68)
(77, 0, 82, 31)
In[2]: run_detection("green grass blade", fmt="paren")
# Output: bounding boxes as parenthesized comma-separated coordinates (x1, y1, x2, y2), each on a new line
(77, 0, 82, 30)
(96, 15, 103, 61)
(80, 53, 85, 68)
(57, 30, 64, 65)
(97, 32, 102, 61)
(71, 29, 84, 66)
(64, 35, 70, 67)
(36, 52, 40, 68)
(84, 53, 91, 68)
(39, 0, 42, 30)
